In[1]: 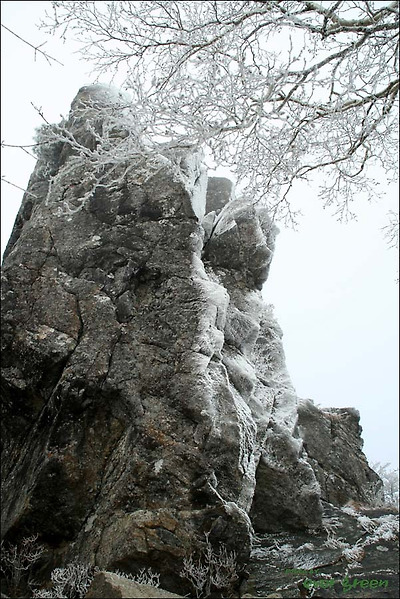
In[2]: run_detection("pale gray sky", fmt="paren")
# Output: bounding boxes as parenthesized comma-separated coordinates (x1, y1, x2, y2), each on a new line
(1, 1, 398, 469)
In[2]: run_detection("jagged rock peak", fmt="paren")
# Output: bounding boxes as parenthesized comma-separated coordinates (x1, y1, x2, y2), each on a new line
(297, 399, 381, 506)
(71, 83, 130, 109)
(1, 87, 381, 596)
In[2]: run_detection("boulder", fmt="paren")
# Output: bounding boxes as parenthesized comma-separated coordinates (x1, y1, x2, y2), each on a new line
(85, 571, 184, 599)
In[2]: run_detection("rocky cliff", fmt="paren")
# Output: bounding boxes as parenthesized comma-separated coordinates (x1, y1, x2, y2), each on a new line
(0, 85, 382, 595)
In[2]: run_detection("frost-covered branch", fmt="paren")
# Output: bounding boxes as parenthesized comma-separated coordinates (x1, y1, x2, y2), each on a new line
(382, 210, 400, 249)
(37, 1, 399, 224)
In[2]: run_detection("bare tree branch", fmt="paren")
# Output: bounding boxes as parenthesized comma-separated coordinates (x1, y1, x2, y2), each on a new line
(7, 0, 397, 228)
(1, 23, 64, 66)
(1, 176, 38, 198)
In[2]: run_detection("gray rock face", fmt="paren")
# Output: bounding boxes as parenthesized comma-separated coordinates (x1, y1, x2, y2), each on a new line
(0, 85, 379, 593)
(205, 177, 234, 214)
(297, 400, 381, 506)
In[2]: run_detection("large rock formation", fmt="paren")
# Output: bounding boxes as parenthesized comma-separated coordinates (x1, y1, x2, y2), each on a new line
(0, 85, 381, 594)
(297, 400, 381, 507)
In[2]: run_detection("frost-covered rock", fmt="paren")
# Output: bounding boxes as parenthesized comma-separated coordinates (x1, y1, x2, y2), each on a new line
(203, 197, 276, 289)
(243, 503, 399, 598)
(1, 86, 379, 595)
(297, 399, 382, 505)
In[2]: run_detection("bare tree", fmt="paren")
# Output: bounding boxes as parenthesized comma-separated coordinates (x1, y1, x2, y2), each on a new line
(40, 1, 399, 230)
(372, 462, 400, 507)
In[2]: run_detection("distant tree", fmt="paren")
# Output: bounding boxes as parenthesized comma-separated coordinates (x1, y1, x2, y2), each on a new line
(40, 1, 399, 231)
(372, 462, 399, 507)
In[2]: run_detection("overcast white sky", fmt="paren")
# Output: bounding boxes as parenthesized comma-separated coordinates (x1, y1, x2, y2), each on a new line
(1, 1, 398, 470)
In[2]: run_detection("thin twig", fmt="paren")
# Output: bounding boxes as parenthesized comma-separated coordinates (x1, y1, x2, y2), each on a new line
(1, 176, 38, 198)
(1, 23, 64, 66)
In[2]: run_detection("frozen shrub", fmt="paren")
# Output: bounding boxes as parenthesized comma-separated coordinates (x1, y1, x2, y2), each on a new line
(1, 534, 44, 598)
(342, 544, 365, 565)
(113, 567, 160, 587)
(32, 562, 95, 599)
(180, 533, 239, 598)
(32, 564, 161, 598)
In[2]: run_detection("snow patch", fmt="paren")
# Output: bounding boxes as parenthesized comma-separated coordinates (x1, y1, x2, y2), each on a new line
(154, 459, 164, 475)
(173, 150, 208, 220)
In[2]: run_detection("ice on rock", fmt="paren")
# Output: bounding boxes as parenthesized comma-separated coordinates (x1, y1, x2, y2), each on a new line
(2, 89, 379, 588)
